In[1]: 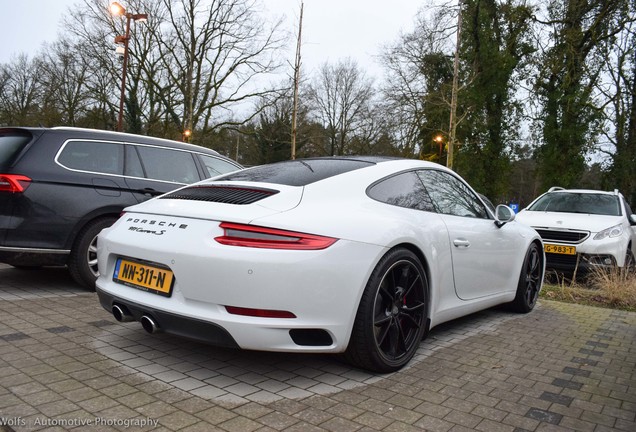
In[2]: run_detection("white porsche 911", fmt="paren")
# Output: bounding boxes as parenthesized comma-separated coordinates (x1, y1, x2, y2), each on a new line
(95, 157, 544, 372)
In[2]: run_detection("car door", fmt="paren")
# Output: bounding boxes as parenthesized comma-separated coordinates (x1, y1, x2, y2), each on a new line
(124, 144, 203, 202)
(417, 169, 520, 300)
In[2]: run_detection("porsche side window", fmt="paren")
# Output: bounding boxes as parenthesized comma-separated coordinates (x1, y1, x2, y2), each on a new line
(367, 172, 436, 212)
(418, 170, 489, 219)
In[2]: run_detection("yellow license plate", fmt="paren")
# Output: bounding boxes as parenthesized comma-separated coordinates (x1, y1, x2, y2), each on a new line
(544, 244, 577, 255)
(113, 258, 175, 296)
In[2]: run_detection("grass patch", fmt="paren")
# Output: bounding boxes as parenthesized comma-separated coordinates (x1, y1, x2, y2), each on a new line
(540, 267, 636, 312)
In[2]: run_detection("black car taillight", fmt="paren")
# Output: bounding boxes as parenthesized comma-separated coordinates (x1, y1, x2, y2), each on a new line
(0, 174, 32, 193)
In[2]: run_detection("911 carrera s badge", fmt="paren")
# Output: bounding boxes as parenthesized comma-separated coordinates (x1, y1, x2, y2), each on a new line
(125, 217, 188, 231)
(128, 227, 166, 235)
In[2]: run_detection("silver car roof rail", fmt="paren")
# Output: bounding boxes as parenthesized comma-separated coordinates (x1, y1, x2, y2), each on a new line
(548, 186, 565, 192)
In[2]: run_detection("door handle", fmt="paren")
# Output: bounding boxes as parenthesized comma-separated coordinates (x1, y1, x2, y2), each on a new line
(453, 239, 471, 248)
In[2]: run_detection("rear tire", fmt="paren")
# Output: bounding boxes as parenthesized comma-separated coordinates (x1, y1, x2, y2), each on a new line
(68, 217, 116, 290)
(344, 248, 429, 373)
(510, 242, 543, 313)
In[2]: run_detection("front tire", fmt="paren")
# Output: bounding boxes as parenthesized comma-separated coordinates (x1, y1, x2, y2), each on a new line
(510, 242, 543, 313)
(68, 217, 116, 290)
(624, 248, 635, 273)
(345, 248, 429, 373)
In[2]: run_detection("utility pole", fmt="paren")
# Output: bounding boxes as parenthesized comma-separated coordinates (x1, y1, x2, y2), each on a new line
(447, 0, 463, 170)
(291, 2, 304, 160)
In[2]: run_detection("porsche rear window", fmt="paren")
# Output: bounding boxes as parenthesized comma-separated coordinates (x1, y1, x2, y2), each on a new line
(0, 131, 32, 168)
(217, 158, 375, 186)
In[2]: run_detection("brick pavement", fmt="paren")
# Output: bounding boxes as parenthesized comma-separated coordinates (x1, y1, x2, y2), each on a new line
(0, 263, 634, 431)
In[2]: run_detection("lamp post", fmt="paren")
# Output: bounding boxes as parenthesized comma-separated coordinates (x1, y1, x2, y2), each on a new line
(433, 134, 444, 158)
(110, 2, 147, 132)
(182, 129, 192, 143)
(447, 0, 464, 170)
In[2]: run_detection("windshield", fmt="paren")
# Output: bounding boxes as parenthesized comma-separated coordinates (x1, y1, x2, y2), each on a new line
(527, 192, 621, 216)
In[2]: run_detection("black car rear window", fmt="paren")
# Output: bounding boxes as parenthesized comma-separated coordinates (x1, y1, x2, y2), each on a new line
(216, 158, 375, 186)
(0, 130, 32, 168)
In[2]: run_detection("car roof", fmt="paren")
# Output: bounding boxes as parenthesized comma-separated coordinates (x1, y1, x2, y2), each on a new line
(1, 126, 224, 156)
(547, 187, 621, 196)
(215, 156, 440, 187)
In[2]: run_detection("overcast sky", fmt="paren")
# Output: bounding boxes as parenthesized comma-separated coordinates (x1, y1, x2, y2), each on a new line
(0, 0, 425, 80)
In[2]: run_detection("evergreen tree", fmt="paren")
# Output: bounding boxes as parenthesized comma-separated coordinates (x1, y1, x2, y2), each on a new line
(535, 0, 630, 190)
(455, 0, 534, 200)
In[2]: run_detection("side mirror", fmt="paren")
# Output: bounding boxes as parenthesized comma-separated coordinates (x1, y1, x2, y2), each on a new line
(495, 204, 515, 227)
(630, 214, 636, 225)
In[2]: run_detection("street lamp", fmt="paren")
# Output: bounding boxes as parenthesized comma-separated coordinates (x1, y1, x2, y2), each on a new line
(433, 134, 444, 157)
(110, 2, 148, 132)
(182, 129, 192, 142)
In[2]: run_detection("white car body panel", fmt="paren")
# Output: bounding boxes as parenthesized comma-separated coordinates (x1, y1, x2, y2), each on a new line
(442, 215, 529, 300)
(515, 212, 624, 234)
(95, 158, 543, 360)
(516, 189, 636, 268)
(98, 212, 385, 351)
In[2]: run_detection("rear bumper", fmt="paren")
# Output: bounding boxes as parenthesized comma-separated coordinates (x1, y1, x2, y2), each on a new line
(0, 246, 69, 266)
(96, 288, 240, 348)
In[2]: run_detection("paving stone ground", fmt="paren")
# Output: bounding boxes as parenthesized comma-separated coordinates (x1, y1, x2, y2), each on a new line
(0, 263, 634, 431)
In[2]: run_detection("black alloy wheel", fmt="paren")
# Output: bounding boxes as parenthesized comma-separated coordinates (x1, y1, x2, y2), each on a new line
(510, 242, 543, 313)
(345, 248, 429, 372)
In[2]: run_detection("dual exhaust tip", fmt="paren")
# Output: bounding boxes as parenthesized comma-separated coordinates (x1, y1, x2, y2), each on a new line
(112, 304, 159, 334)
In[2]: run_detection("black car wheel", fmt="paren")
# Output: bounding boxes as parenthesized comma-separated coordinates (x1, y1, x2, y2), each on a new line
(625, 248, 635, 273)
(68, 217, 116, 290)
(510, 242, 543, 313)
(345, 248, 429, 373)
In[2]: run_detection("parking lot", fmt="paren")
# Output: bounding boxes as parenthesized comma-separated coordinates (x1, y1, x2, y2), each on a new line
(0, 263, 634, 432)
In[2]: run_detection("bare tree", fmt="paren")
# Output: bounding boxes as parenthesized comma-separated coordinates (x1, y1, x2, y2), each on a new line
(379, 5, 457, 159)
(151, 0, 287, 137)
(38, 40, 92, 126)
(61, 0, 285, 138)
(596, 15, 636, 205)
(0, 54, 42, 126)
(307, 58, 375, 156)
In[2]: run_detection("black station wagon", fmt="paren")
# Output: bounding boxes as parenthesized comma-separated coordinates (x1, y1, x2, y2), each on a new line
(0, 127, 241, 288)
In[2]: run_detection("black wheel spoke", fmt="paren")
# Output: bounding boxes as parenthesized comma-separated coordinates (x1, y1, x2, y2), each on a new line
(397, 266, 410, 291)
(399, 312, 422, 330)
(374, 314, 391, 326)
(387, 321, 402, 356)
(401, 300, 426, 316)
(375, 317, 392, 347)
(404, 273, 421, 298)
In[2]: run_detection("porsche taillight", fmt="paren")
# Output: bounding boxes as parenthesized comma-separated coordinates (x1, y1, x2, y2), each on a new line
(0, 174, 32, 193)
(215, 222, 337, 250)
